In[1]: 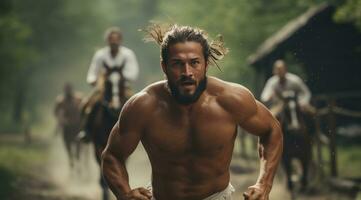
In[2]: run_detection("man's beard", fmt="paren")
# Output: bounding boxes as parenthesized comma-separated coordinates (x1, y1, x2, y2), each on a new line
(110, 44, 119, 51)
(65, 92, 72, 100)
(167, 76, 207, 105)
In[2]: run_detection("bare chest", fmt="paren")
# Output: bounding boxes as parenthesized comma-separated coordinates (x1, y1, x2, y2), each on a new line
(144, 102, 237, 156)
(59, 100, 81, 116)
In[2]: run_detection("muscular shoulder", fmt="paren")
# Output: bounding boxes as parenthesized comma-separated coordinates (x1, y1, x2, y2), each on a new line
(266, 75, 278, 85)
(73, 92, 83, 103)
(74, 92, 83, 99)
(286, 73, 303, 83)
(55, 95, 65, 104)
(122, 81, 165, 115)
(93, 47, 107, 58)
(208, 77, 257, 122)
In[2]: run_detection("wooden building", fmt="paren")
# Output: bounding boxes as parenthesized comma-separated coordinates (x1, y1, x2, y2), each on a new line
(248, 3, 361, 100)
(248, 3, 361, 179)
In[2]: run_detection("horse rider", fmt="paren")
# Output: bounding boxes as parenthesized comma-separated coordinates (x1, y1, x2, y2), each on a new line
(54, 82, 83, 168)
(260, 59, 314, 117)
(261, 60, 316, 194)
(80, 26, 139, 139)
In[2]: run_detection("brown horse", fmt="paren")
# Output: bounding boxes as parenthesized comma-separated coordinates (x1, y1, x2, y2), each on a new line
(273, 90, 312, 194)
(85, 62, 128, 200)
(54, 83, 83, 169)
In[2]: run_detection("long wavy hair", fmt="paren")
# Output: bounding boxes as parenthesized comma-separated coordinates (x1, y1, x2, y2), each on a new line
(141, 23, 229, 70)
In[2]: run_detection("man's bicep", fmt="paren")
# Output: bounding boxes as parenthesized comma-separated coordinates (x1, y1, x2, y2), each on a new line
(239, 101, 275, 137)
(105, 97, 145, 160)
(106, 120, 142, 160)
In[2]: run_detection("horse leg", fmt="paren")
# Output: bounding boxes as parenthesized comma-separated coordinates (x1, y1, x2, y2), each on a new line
(238, 128, 246, 158)
(301, 145, 311, 191)
(100, 175, 109, 200)
(94, 146, 109, 200)
(75, 140, 81, 161)
(73, 140, 81, 176)
(282, 156, 293, 191)
(63, 134, 74, 169)
(301, 159, 309, 192)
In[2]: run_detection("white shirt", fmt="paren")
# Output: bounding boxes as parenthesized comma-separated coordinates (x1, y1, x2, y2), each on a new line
(87, 46, 139, 85)
(261, 73, 311, 106)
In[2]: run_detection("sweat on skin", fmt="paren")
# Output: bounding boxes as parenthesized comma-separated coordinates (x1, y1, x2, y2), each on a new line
(101, 25, 283, 200)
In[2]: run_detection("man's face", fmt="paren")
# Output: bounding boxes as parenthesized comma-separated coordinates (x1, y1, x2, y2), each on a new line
(64, 84, 73, 97)
(108, 33, 122, 50)
(273, 63, 287, 80)
(162, 41, 208, 104)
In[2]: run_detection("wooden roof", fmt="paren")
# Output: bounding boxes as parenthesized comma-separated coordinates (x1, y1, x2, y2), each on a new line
(248, 3, 330, 66)
(247, 3, 361, 95)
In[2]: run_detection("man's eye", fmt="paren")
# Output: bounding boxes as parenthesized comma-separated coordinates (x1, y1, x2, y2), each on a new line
(173, 61, 183, 66)
(191, 60, 200, 65)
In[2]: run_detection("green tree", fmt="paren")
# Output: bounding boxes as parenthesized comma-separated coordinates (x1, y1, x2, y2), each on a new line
(335, 0, 361, 30)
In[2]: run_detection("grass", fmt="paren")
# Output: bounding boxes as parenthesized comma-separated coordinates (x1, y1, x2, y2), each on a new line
(318, 140, 361, 179)
(236, 132, 361, 179)
(0, 137, 48, 199)
(0, 166, 16, 199)
(337, 144, 361, 178)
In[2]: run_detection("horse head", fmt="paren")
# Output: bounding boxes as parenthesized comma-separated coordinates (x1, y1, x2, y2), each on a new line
(280, 90, 302, 131)
(100, 61, 126, 110)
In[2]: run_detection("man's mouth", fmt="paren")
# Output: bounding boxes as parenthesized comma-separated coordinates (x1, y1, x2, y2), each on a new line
(180, 81, 196, 89)
(181, 81, 195, 85)
(179, 78, 196, 84)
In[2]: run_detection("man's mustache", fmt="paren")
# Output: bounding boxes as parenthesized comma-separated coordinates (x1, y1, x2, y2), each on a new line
(110, 44, 119, 48)
(178, 76, 196, 84)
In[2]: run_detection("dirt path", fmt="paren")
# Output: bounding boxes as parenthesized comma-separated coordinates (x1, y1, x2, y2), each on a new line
(13, 135, 101, 200)
(16, 134, 152, 200)
(16, 134, 356, 200)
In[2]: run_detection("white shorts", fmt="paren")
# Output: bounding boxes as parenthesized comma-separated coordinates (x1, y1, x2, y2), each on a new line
(146, 183, 235, 200)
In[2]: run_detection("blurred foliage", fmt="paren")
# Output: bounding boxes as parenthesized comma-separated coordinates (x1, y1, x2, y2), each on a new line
(155, 0, 345, 87)
(335, 0, 361, 30)
(337, 145, 361, 178)
(0, 137, 48, 198)
(0, 0, 359, 131)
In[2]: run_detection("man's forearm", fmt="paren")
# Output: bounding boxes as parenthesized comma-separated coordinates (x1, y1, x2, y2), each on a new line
(101, 151, 131, 199)
(256, 123, 283, 188)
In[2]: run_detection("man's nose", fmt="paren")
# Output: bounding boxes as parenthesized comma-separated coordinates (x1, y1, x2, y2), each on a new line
(181, 63, 194, 77)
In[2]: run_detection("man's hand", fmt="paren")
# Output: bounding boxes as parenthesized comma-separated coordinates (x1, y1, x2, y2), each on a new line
(120, 187, 152, 200)
(299, 103, 316, 115)
(243, 183, 270, 200)
(77, 131, 91, 143)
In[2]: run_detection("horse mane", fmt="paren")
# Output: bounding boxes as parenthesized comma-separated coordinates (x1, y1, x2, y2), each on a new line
(95, 73, 107, 95)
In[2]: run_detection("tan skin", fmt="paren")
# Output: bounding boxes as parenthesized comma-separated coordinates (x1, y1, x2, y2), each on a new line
(272, 60, 287, 85)
(89, 32, 123, 87)
(109, 32, 122, 58)
(101, 42, 283, 200)
(272, 60, 309, 113)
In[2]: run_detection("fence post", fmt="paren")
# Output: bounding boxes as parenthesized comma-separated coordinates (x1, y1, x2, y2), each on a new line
(328, 98, 338, 177)
(314, 113, 324, 179)
(238, 127, 247, 158)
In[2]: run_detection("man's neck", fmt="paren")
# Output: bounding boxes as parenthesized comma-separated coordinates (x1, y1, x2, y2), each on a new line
(110, 48, 119, 58)
(166, 77, 207, 107)
(278, 75, 287, 86)
(164, 83, 208, 111)
(64, 94, 73, 101)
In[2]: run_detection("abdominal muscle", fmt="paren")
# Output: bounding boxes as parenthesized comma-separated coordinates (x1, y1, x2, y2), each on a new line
(146, 149, 233, 200)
